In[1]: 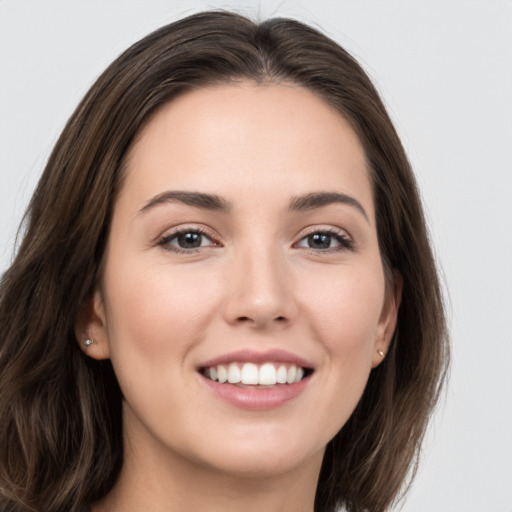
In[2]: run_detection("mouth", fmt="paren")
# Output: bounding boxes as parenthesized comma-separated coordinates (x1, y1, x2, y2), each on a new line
(199, 361, 314, 387)
(197, 349, 315, 409)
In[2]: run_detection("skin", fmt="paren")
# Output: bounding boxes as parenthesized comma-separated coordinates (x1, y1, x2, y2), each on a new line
(79, 82, 400, 512)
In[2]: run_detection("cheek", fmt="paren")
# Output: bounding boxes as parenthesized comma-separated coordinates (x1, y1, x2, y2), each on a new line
(300, 263, 385, 357)
(100, 260, 226, 426)
(297, 265, 385, 438)
(306, 269, 384, 338)
(102, 259, 223, 372)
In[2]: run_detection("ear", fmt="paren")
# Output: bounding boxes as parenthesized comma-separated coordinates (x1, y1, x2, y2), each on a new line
(74, 286, 111, 360)
(372, 270, 402, 368)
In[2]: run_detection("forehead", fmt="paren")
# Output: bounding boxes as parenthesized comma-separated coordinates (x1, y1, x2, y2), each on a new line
(120, 82, 374, 218)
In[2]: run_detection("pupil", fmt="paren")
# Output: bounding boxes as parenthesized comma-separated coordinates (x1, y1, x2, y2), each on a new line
(309, 233, 331, 249)
(178, 232, 202, 248)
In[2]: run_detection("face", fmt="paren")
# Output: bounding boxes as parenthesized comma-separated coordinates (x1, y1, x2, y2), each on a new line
(81, 83, 399, 479)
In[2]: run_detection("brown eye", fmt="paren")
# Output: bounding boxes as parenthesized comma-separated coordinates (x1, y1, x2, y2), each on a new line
(176, 232, 203, 249)
(159, 229, 217, 253)
(307, 233, 332, 249)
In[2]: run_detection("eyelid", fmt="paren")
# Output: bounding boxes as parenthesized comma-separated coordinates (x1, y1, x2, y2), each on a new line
(157, 224, 221, 253)
(293, 225, 354, 251)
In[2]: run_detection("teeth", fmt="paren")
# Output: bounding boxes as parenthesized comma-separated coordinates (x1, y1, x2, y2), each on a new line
(204, 362, 308, 386)
(276, 365, 287, 384)
(240, 363, 259, 384)
(227, 363, 241, 384)
(217, 364, 228, 383)
(286, 365, 297, 384)
(259, 363, 277, 385)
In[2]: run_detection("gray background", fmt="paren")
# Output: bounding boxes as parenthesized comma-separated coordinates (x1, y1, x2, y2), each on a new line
(1, 1, 511, 511)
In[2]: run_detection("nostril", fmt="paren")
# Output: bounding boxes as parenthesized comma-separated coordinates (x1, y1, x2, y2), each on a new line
(235, 315, 287, 325)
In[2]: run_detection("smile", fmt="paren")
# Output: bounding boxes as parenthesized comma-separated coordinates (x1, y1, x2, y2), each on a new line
(201, 362, 311, 386)
(197, 350, 315, 410)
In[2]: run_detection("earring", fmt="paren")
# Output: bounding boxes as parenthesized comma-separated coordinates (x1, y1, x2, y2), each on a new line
(377, 349, 385, 357)
(84, 338, 95, 347)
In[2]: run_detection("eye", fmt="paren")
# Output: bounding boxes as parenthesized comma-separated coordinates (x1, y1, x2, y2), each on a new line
(296, 230, 353, 251)
(158, 228, 218, 253)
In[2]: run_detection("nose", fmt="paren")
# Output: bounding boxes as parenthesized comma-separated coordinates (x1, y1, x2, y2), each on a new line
(222, 246, 298, 330)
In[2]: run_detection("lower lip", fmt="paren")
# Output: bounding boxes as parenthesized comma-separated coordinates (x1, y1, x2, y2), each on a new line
(200, 374, 310, 410)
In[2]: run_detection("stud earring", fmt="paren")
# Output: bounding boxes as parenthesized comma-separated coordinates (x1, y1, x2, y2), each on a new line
(84, 338, 95, 347)
(377, 350, 385, 357)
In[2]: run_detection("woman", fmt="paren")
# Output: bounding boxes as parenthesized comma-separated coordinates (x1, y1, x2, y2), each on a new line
(0, 11, 448, 512)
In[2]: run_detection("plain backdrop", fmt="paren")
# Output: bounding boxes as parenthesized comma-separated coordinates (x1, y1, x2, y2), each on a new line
(1, 1, 511, 511)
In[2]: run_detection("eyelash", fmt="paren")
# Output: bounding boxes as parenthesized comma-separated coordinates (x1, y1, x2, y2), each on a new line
(294, 228, 354, 253)
(157, 227, 354, 254)
(158, 227, 217, 254)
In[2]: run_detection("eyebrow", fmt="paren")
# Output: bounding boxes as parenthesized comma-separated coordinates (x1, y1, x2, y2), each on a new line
(138, 190, 369, 223)
(139, 191, 232, 214)
(289, 192, 369, 223)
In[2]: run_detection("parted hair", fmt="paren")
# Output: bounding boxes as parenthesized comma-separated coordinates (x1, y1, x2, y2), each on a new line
(0, 11, 449, 512)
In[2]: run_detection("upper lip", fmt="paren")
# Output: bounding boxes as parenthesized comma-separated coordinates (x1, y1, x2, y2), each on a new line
(198, 349, 314, 370)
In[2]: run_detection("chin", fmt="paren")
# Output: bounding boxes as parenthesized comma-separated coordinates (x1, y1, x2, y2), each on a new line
(204, 445, 323, 479)
(180, 422, 328, 478)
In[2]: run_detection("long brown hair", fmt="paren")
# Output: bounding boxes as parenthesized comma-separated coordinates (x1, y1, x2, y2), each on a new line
(0, 11, 449, 512)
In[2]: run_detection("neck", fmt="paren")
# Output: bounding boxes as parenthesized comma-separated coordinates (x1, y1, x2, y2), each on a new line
(92, 432, 323, 512)
(93, 458, 321, 512)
